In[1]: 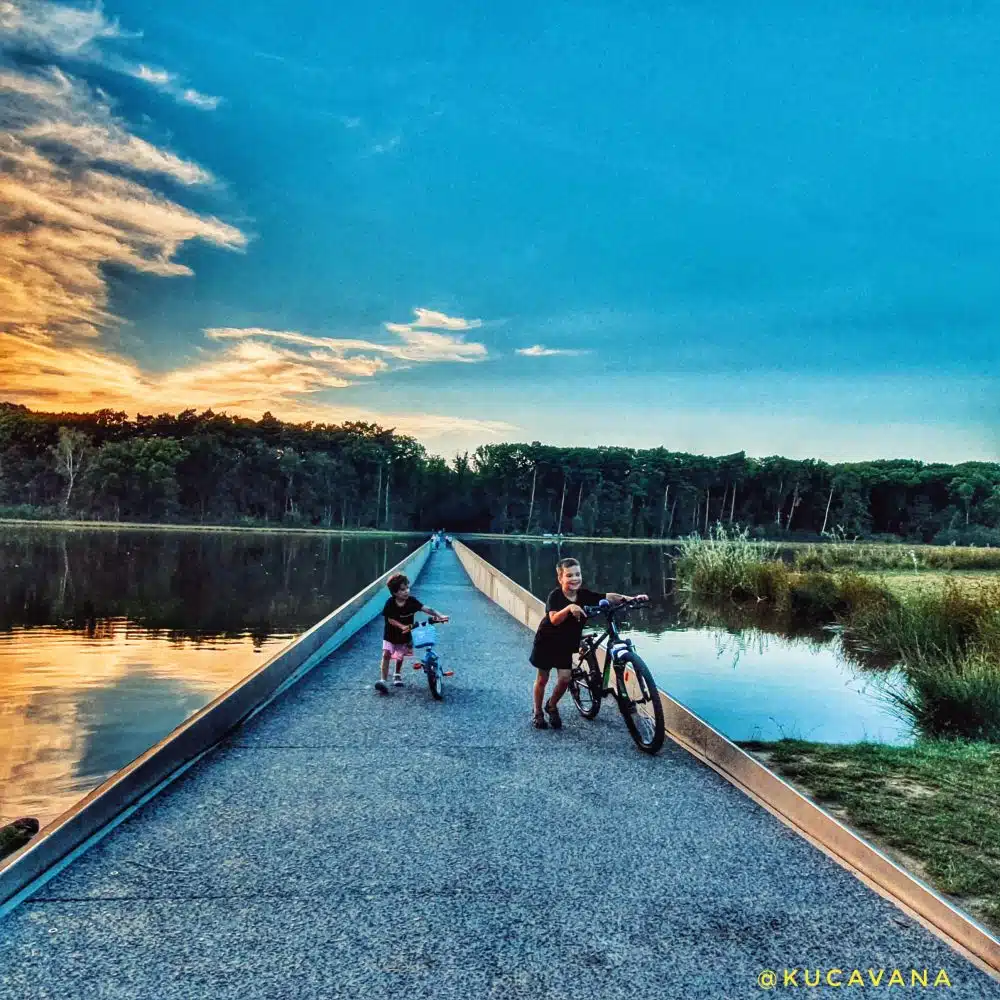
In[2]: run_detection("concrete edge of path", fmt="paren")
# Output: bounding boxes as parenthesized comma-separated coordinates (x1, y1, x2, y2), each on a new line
(0, 537, 434, 915)
(451, 537, 1000, 981)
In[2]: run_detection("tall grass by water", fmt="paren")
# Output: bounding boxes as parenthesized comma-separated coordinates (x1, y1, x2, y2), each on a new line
(794, 540, 1000, 572)
(676, 525, 1000, 742)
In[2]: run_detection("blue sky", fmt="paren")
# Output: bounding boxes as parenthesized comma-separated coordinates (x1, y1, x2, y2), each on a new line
(1, 1, 997, 461)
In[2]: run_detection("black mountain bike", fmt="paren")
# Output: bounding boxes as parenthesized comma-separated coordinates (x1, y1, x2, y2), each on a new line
(569, 597, 665, 754)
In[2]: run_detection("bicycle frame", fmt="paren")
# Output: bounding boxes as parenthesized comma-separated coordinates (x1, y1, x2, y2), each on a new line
(578, 602, 638, 694)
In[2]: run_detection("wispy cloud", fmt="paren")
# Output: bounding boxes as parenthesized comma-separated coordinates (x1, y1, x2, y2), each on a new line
(0, 0, 127, 58)
(384, 308, 483, 333)
(0, 66, 244, 338)
(371, 134, 400, 155)
(125, 65, 222, 111)
(517, 344, 588, 357)
(206, 316, 489, 366)
(179, 88, 219, 110)
(0, 1, 222, 110)
(0, 7, 244, 341)
(132, 64, 172, 86)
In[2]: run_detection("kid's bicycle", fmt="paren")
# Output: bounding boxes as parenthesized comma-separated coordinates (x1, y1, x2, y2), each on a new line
(569, 597, 665, 754)
(410, 616, 451, 700)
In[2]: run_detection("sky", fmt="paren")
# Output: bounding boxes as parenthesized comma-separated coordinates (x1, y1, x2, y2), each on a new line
(1, 0, 998, 462)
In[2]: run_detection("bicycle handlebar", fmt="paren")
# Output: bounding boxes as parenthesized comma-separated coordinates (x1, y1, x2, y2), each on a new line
(581, 596, 648, 618)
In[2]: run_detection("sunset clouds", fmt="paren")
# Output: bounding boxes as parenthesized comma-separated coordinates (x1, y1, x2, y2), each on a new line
(0, 23, 244, 341)
(0, 330, 513, 441)
(0, 3, 504, 447)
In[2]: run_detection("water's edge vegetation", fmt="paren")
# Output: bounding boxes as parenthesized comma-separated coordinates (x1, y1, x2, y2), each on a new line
(675, 526, 1000, 743)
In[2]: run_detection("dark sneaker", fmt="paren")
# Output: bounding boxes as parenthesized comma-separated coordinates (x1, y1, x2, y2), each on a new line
(532, 711, 549, 729)
(544, 702, 563, 729)
(374, 679, 389, 695)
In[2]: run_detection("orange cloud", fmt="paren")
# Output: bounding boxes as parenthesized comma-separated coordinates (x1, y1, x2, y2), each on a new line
(0, 331, 514, 443)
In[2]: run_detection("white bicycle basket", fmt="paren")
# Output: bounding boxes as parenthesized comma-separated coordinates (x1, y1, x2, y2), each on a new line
(410, 623, 437, 648)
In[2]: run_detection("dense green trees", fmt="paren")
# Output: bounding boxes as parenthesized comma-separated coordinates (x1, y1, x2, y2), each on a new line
(2, 401, 999, 543)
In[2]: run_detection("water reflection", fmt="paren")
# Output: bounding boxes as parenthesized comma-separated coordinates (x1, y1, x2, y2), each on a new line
(0, 527, 422, 826)
(464, 538, 914, 746)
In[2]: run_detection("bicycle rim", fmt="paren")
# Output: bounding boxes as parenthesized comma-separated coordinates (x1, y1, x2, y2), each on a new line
(426, 655, 443, 700)
(617, 654, 665, 754)
(569, 656, 601, 720)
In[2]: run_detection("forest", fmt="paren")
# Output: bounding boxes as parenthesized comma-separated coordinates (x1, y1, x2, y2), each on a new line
(2, 402, 999, 544)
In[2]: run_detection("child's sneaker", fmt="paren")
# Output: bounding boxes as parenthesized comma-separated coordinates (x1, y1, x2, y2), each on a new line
(374, 679, 389, 695)
(393, 673, 404, 687)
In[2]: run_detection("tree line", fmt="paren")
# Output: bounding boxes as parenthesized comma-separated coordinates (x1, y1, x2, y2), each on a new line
(2, 401, 999, 544)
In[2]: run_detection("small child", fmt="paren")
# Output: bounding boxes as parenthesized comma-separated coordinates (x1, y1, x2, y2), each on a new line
(529, 557, 646, 729)
(376, 573, 447, 694)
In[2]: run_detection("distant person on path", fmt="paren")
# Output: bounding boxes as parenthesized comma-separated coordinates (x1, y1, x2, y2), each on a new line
(376, 573, 448, 694)
(529, 557, 646, 729)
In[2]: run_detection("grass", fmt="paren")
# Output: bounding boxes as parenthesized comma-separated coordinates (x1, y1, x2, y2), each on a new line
(676, 526, 1000, 742)
(739, 738, 1000, 935)
(794, 542, 1000, 572)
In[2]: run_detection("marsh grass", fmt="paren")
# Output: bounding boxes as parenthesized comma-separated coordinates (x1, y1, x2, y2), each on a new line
(678, 529, 1000, 742)
(675, 524, 789, 603)
(739, 738, 1000, 933)
(795, 542, 1000, 572)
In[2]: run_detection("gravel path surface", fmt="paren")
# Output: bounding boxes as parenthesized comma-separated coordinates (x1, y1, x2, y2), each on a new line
(2, 549, 998, 998)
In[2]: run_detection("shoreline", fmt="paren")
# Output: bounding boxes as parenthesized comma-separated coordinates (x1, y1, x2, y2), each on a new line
(0, 518, 425, 538)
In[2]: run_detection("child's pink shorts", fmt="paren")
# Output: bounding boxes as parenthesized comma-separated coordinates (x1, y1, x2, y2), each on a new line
(382, 640, 413, 662)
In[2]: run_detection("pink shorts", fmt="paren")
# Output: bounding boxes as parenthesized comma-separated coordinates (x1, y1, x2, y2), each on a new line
(382, 640, 413, 662)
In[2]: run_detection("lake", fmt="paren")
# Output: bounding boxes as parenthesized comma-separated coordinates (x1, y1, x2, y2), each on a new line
(0, 526, 422, 827)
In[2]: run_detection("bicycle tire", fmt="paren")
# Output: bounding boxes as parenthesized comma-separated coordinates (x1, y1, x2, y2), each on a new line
(569, 651, 602, 720)
(425, 652, 444, 700)
(615, 652, 665, 754)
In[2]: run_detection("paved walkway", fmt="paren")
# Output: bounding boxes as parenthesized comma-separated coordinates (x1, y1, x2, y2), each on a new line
(2, 549, 998, 999)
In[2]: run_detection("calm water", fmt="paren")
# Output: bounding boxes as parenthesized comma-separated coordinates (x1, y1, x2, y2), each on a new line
(464, 539, 915, 747)
(0, 527, 422, 826)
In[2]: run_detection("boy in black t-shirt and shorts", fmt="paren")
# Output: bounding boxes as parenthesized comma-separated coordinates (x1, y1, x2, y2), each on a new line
(529, 557, 646, 729)
(376, 573, 448, 694)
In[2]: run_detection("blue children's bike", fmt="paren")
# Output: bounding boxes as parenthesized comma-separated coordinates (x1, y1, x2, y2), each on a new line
(409, 616, 451, 699)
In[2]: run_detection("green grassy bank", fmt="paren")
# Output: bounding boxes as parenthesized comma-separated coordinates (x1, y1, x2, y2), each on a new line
(740, 739, 1000, 936)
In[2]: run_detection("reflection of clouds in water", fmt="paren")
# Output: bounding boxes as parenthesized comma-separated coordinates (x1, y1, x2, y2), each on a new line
(73, 668, 207, 782)
(0, 628, 290, 826)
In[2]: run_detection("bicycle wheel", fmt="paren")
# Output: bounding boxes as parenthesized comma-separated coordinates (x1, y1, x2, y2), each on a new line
(569, 652, 602, 720)
(615, 652, 665, 754)
(425, 651, 444, 700)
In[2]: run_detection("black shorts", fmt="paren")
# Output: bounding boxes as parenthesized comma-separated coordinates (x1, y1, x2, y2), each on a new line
(529, 645, 574, 672)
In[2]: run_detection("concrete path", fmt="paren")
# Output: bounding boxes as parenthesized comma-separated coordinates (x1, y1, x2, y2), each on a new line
(2, 549, 998, 999)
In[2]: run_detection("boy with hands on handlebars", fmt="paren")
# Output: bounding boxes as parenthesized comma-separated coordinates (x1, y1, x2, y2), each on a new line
(376, 573, 448, 694)
(528, 557, 647, 729)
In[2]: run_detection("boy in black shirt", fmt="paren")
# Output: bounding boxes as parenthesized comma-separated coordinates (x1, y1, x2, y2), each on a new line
(376, 573, 448, 694)
(529, 557, 645, 729)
